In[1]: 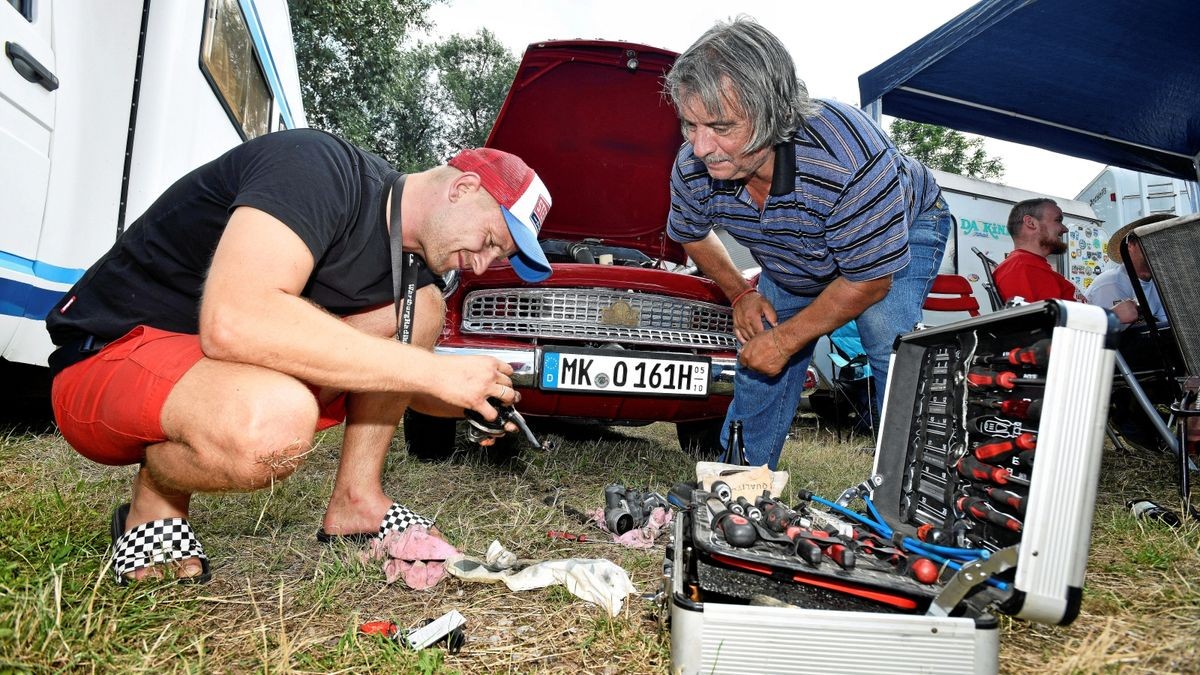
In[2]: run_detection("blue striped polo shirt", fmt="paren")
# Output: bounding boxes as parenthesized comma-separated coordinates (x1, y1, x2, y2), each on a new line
(668, 99, 941, 296)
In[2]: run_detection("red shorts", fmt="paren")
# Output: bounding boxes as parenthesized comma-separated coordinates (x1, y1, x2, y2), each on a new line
(51, 326, 347, 466)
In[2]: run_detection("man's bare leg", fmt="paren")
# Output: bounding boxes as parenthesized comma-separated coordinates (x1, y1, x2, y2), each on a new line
(321, 286, 447, 536)
(118, 357, 321, 580)
(320, 391, 409, 536)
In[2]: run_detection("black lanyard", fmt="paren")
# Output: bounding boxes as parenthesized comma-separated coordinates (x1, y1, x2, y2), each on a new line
(389, 176, 418, 344)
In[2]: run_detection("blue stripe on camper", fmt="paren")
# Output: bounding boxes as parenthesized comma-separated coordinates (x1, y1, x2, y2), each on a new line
(239, 0, 295, 129)
(0, 250, 85, 284)
(0, 277, 65, 320)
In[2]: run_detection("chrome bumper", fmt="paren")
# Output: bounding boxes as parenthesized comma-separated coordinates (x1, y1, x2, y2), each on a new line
(433, 345, 736, 396)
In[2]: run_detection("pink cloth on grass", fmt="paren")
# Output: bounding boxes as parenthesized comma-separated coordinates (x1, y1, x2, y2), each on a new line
(367, 526, 460, 590)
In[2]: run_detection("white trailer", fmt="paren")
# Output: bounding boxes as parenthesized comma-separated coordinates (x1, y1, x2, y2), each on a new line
(1, 0, 305, 373)
(1075, 165, 1198, 232)
(934, 169, 1104, 320)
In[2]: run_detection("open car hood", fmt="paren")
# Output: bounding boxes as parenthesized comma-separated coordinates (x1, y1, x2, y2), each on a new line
(486, 40, 687, 264)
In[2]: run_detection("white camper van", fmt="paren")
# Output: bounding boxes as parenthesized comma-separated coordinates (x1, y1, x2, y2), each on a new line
(1075, 165, 1198, 232)
(1, 0, 305, 377)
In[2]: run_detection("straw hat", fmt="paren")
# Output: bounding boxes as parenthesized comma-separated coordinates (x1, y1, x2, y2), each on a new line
(1106, 213, 1176, 262)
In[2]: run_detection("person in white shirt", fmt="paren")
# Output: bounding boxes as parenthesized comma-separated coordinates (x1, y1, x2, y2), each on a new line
(1084, 213, 1173, 326)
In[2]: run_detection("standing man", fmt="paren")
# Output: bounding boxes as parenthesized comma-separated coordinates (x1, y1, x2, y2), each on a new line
(665, 18, 951, 467)
(46, 128, 552, 584)
(992, 198, 1087, 304)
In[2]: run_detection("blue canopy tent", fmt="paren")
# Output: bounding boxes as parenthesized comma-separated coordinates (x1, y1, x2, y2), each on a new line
(858, 0, 1200, 183)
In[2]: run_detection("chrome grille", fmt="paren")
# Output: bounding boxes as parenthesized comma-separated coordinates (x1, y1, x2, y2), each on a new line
(462, 288, 736, 350)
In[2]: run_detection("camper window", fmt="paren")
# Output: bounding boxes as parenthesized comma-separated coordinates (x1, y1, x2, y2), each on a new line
(7, 0, 34, 21)
(200, 0, 272, 139)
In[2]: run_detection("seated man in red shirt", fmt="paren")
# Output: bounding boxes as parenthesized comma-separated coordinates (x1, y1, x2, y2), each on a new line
(993, 198, 1087, 303)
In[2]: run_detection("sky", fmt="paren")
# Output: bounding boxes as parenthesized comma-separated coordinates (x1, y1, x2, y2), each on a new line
(425, 0, 1106, 201)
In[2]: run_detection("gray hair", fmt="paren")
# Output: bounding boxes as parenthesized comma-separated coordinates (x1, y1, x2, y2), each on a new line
(665, 17, 815, 154)
(1007, 198, 1056, 237)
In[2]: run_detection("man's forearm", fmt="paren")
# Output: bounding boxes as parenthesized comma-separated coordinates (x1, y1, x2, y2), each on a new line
(774, 276, 892, 352)
(682, 233, 752, 300)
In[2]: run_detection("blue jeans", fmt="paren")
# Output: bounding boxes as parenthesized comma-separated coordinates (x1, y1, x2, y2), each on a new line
(720, 271, 817, 468)
(857, 195, 952, 414)
(720, 195, 952, 468)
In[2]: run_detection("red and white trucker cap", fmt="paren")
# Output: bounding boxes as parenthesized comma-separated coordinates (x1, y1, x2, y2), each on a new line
(448, 148, 553, 282)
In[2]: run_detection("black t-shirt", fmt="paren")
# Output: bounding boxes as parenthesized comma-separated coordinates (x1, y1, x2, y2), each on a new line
(46, 128, 424, 373)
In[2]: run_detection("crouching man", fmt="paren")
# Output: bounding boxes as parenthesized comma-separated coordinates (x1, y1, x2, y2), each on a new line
(46, 129, 552, 584)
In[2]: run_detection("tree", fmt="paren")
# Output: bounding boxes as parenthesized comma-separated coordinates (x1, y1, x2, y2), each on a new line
(431, 30, 518, 151)
(289, 2, 519, 171)
(889, 120, 1005, 181)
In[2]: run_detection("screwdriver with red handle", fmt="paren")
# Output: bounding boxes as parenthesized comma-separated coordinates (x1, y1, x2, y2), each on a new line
(977, 338, 1052, 368)
(795, 527, 856, 570)
(976, 396, 1042, 421)
(985, 486, 1027, 515)
(973, 432, 1038, 462)
(957, 455, 1030, 486)
(966, 368, 1047, 390)
(707, 498, 757, 547)
(958, 496, 1023, 533)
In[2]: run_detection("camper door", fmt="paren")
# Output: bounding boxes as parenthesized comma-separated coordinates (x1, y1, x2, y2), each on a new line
(1, 0, 56, 351)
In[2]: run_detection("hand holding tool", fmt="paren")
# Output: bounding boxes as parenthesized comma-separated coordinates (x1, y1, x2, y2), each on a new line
(464, 397, 544, 449)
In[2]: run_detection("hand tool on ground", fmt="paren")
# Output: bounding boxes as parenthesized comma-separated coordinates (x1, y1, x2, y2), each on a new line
(464, 397, 544, 449)
(547, 530, 589, 542)
(973, 432, 1037, 462)
(958, 496, 1023, 533)
(957, 455, 1030, 486)
(707, 497, 757, 547)
(602, 485, 668, 535)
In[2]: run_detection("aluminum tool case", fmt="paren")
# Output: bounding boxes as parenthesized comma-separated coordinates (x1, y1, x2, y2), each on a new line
(666, 301, 1117, 675)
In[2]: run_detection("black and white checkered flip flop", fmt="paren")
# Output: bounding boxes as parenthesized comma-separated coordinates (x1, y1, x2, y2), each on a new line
(316, 502, 434, 544)
(109, 503, 211, 586)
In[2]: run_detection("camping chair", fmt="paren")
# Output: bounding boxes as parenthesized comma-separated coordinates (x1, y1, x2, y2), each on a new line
(827, 320, 876, 442)
(1131, 212, 1200, 517)
(923, 273, 981, 318)
(971, 247, 1005, 312)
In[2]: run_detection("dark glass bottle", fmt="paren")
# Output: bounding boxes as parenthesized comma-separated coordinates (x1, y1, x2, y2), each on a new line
(728, 420, 748, 466)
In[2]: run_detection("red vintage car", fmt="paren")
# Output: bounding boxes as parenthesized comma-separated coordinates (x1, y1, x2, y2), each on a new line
(403, 40, 737, 457)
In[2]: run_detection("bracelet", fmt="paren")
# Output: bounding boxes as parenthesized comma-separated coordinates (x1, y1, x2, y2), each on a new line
(731, 287, 759, 307)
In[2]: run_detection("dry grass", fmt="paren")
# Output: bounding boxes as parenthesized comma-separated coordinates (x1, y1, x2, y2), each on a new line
(1, 415, 1198, 673)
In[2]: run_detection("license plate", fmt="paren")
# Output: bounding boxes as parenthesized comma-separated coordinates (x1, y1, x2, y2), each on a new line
(539, 347, 710, 397)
